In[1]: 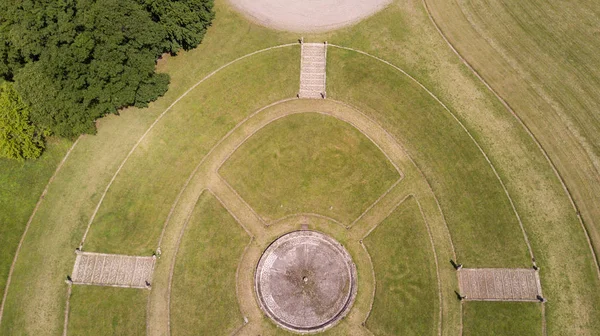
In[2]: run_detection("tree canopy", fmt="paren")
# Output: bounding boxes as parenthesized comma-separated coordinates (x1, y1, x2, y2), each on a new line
(0, 0, 214, 141)
(0, 82, 44, 160)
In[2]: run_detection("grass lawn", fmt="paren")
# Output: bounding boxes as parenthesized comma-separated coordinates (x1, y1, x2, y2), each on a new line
(2, 0, 600, 335)
(171, 191, 249, 335)
(0, 2, 298, 334)
(328, 47, 530, 268)
(86, 46, 300, 255)
(84, 45, 299, 255)
(0, 137, 72, 301)
(68, 286, 147, 336)
(364, 197, 438, 335)
(463, 302, 542, 336)
(221, 112, 400, 224)
(425, 0, 600, 270)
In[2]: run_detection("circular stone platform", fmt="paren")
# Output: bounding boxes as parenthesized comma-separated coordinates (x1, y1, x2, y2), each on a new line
(255, 231, 357, 333)
(228, 0, 392, 33)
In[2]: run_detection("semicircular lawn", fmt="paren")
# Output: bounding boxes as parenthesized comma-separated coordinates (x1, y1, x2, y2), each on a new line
(219, 112, 401, 224)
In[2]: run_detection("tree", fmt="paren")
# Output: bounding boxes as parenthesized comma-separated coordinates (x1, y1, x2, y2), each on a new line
(139, 0, 215, 53)
(0, 82, 44, 160)
(10, 0, 171, 137)
(0, 0, 213, 138)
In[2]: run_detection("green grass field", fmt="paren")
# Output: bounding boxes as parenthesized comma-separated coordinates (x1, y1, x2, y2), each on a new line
(463, 302, 542, 336)
(221, 113, 399, 224)
(425, 0, 600, 271)
(364, 197, 438, 335)
(67, 286, 147, 336)
(1, 0, 599, 335)
(171, 192, 249, 335)
(0, 137, 72, 302)
(328, 47, 530, 268)
(84, 46, 299, 255)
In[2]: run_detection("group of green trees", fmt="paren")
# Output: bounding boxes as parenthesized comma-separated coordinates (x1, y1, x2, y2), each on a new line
(0, 0, 214, 160)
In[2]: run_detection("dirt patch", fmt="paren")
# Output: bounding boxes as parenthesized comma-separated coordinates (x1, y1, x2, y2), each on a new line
(228, 0, 392, 33)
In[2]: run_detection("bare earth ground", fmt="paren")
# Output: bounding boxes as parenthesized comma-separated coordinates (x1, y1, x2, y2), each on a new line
(227, 0, 392, 33)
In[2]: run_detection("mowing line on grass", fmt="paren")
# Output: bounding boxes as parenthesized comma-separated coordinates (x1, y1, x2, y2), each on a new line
(421, 0, 600, 279)
(0, 137, 81, 328)
(330, 44, 535, 264)
(541, 302, 547, 336)
(78, 43, 298, 250)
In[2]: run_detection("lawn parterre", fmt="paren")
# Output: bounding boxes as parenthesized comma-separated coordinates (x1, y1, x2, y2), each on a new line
(171, 191, 249, 335)
(221, 113, 400, 224)
(364, 197, 438, 336)
(1, 0, 599, 335)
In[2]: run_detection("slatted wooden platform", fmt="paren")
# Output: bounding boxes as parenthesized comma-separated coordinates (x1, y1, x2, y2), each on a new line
(71, 251, 155, 289)
(458, 268, 542, 301)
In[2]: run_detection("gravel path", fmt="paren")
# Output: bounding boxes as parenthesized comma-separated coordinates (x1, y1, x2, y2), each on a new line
(228, 0, 392, 33)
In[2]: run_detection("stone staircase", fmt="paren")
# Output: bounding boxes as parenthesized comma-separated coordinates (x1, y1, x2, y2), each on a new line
(299, 42, 327, 99)
(70, 251, 155, 289)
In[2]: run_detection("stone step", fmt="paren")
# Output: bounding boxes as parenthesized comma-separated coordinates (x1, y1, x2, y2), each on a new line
(71, 251, 155, 289)
(458, 268, 543, 301)
(300, 85, 324, 92)
(301, 79, 325, 86)
(302, 56, 325, 62)
(299, 90, 324, 99)
(301, 73, 326, 80)
(302, 45, 325, 56)
(302, 67, 325, 74)
(299, 42, 327, 100)
(302, 62, 326, 69)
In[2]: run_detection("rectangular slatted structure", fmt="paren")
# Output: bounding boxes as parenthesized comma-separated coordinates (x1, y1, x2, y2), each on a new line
(71, 251, 155, 289)
(299, 43, 327, 99)
(458, 268, 542, 301)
